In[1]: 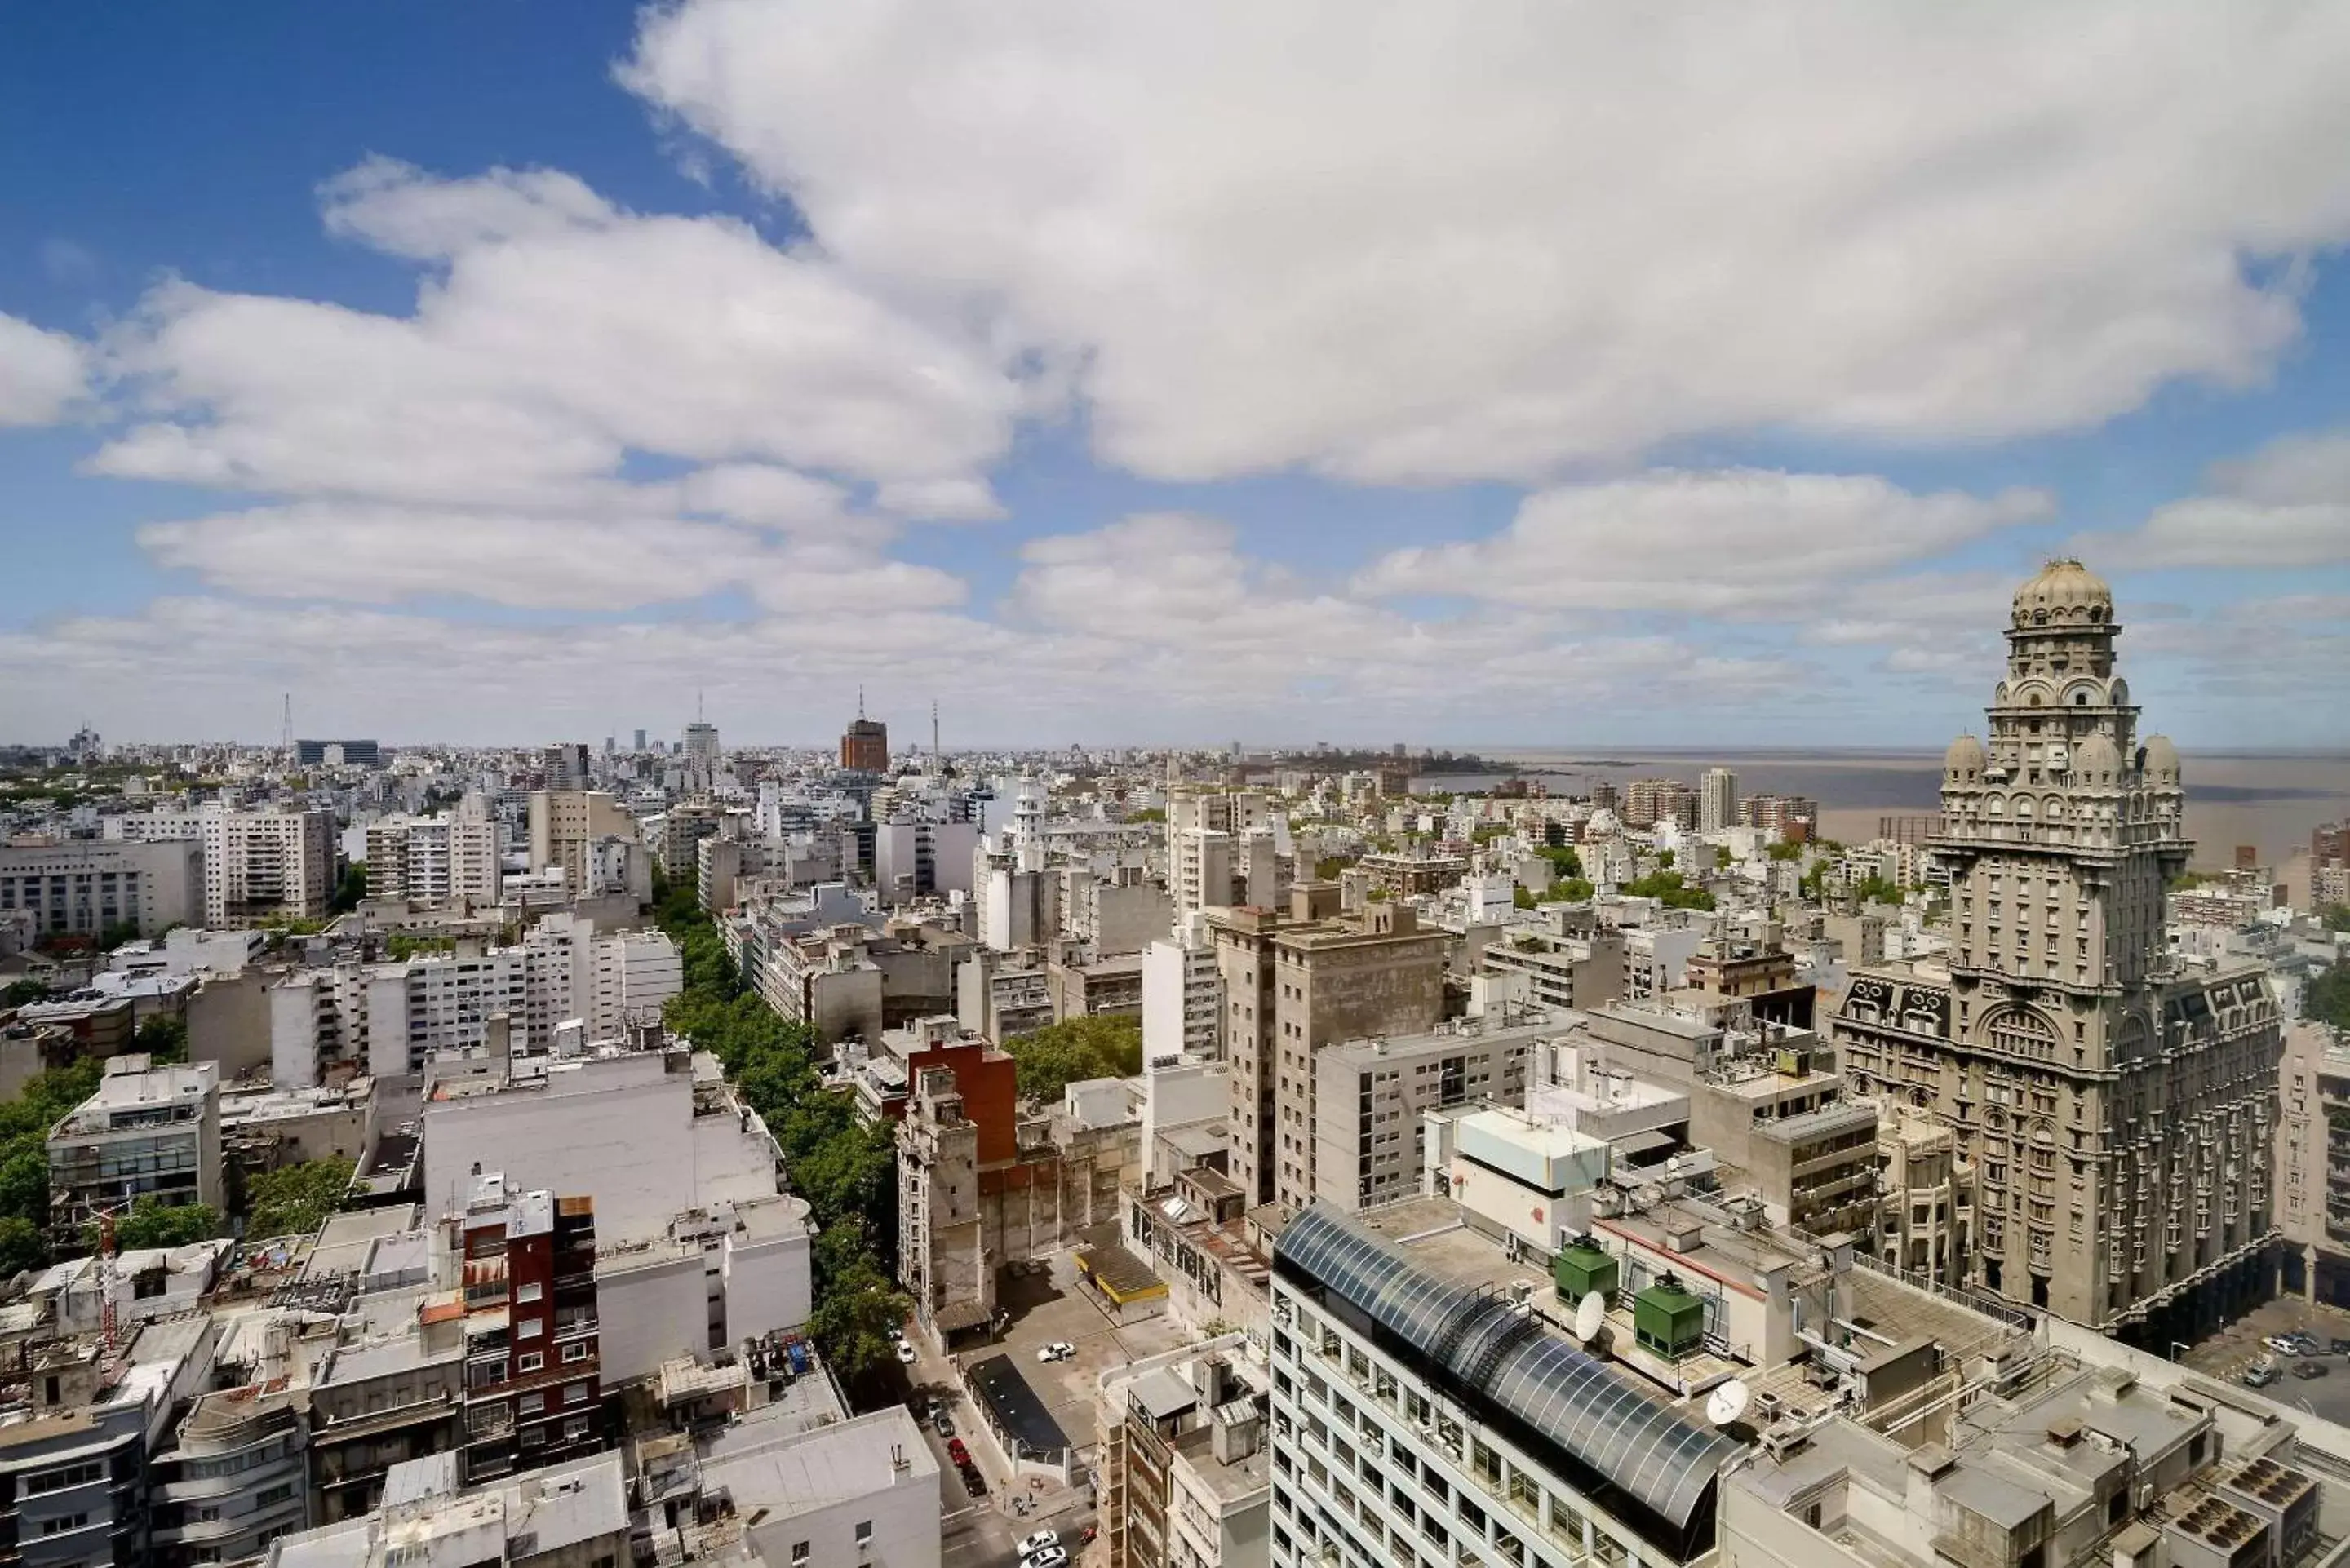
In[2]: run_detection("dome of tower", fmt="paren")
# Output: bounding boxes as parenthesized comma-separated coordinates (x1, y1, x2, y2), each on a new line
(2141, 733, 2180, 785)
(2012, 558, 2113, 623)
(1943, 733, 1984, 780)
(2072, 732, 2121, 784)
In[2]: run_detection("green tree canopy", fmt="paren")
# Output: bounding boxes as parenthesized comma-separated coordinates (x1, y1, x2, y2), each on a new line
(243, 1157, 355, 1238)
(2309, 963, 2350, 1034)
(1002, 1016, 1145, 1103)
(89, 1196, 222, 1252)
(1623, 870, 1716, 911)
(132, 1013, 188, 1064)
(329, 862, 368, 915)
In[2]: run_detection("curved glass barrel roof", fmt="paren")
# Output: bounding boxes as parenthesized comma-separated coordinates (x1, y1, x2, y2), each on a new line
(1274, 1203, 1738, 1551)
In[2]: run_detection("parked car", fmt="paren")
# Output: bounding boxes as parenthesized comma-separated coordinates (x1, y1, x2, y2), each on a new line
(961, 1468, 987, 1498)
(933, 1410, 955, 1438)
(948, 1437, 971, 1467)
(1018, 1530, 1062, 1557)
(1023, 1549, 1069, 1568)
(2295, 1361, 2330, 1380)
(2330, 1338, 2350, 1355)
(1037, 1341, 1076, 1363)
(895, 1341, 918, 1364)
(2263, 1335, 2302, 1354)
(2244, 1365, 2281, 1388)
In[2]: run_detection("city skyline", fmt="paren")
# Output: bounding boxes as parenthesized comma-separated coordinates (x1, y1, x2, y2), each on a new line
(4, 5, 2349, 747)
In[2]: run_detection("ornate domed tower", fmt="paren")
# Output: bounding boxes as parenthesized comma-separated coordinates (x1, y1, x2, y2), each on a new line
(1836, 560, 2280, 1343)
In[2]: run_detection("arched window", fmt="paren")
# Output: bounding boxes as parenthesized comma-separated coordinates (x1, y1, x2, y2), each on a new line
(2073, 691, 2089, 705)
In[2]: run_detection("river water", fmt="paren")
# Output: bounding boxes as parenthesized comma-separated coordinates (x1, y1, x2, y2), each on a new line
(1412, 748, 2350, 870)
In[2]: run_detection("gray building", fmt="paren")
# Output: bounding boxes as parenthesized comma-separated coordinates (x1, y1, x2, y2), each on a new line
(0, 837, 203, 939)
(46, 1057, 223, 1242)
(1310, 1017, 1541, 1212)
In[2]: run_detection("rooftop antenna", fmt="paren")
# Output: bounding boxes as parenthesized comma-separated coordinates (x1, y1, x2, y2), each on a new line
(932, 700, 941, 772)
(858, 684, 867, 720)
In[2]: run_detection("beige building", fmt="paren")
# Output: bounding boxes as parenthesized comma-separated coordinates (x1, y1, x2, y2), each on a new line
(525, 788, 640, 898)
(202, 807, 335, 926)
(2275, 1019, 2349, 1304)
(1311, 1017, 1539, 1211)
(1167, 785, 1277, 918)
(1208, 885, 1446, 1209)
(364, 803, 502, 907)
(1096, 1338, 1270, 1568)
(1833, 560, 2282, 1344)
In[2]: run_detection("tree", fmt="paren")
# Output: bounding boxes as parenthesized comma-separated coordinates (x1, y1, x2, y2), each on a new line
(1002, 1017, 1145, 1103)
(1512, 885, 1537, 910)
(1656, 848, 1676, 869)
(2309, 963, 2350, 1034)
(91, 1196, 222, 1252)
(329, 862, 369, 914)
(0, 1217, 44, 1278)
(1556, 877, 1595, 902)
(1714, 845, 1733, 870)
(2, 979, 51, 1007)
(133, 1013, 188, 1064)
(2322, 906, 2350, 934)
(1537, 845, 1584, 879)
(1853, 875, 1905, 906)
(1623, 870, 1715, 912)
(1766, 839, 1803, 862)
(808, 1227, 910, 1387)
(243, 1157, 356, 1238)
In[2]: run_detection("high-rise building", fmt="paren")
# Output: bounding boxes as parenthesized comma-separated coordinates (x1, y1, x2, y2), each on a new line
(0, 835, 202, 937)
(1208, 887, 1446, 1208)
(1269, 1205, 1737, 1568)
(841, 696, 889, 773)
(632, 727, 647, 752)
(1738, 793, 1818, 840)
(1167, 786, 1277, 917)
(47, 1057, 223, 1241)
(542, 742, 591, 791)
(444, 1172, 605, 1482)
(527, 789, 644, 899)
(295, 737, 381, 766)
(2315, 820, 2350, 868)
(1832, 560, 2282, 1344)
(366, 799, 503, 906)
(1698, 766, 1737, 833)
(201, 807, 336, 926)
(1622, 777, 1696, 829)
(681, 719, 721, 792)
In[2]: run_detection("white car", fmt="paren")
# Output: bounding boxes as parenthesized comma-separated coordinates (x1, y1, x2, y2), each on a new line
(2264, 1335, 2302, 1354)
(1036, 1341, 1076, 1363)
(1023, 1549, 1068, 1568)
(894, 1341, 918, 1364)
(1018, 1530, 1061, 1557)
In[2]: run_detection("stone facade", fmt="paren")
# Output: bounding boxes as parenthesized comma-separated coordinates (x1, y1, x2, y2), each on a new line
(1833, 560, 2281, 1342)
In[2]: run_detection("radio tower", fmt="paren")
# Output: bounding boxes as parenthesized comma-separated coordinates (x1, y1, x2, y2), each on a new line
(931, 700, 941, 777)
(280, 692, 294, 760)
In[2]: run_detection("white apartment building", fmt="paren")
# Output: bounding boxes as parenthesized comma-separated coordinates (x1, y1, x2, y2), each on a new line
(47, 1056, 224, 1237)
(1168, 786, 1277, 918)
(0, 835, 202, 938)
(364, 804, 502, 906)
(419, 1043, 810, 1382)
(1269, 1204, 1737, 1568)
(1142, 918, 1224, 1065)
(202, 808, 336, 926)
(268, 918, 681, 1085)
(1699, 767, 1738, 835)
(694, 1407, 941, 1568)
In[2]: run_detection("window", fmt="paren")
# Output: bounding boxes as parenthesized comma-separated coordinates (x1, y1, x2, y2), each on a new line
(792, 1545, 811, 1565)
(857, 1521, 875, 1544)
(562, 1341, 591, 1363)
(516, 1281, 543, 1303)
(520, 1393, 546, 1414)
(25, 1461, 102, 1495)
(256, 1483, 295, 1508)
(38, 1513, 91, 1536)
(517, 1318, 543, 1340)
(565, 1417, 591, 1439)
(518, 1352, 544, 1372)
(565, 1381, 590, 1404)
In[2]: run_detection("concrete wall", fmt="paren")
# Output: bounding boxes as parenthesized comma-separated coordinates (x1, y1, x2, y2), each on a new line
(723, 1226, 813, 1344)
(596, 1250, 711, 1383)
(423, 1070, 702, 1243)
(188, 970, 271, 1079)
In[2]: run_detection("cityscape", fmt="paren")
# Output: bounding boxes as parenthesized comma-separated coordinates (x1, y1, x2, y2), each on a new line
(4, 9, 2350, 1568)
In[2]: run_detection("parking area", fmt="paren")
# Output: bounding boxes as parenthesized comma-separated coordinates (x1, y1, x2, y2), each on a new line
(2179, 1296, 2350, 1424)
(979, 1251, 1201, 1452)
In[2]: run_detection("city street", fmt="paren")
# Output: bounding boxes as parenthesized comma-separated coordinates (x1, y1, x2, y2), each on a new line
(2177, 1296, 2350, 1426)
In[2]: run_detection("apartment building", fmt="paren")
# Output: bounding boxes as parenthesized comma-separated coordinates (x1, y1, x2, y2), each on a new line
(363, 804, 502, 906)
(1097, 1339, 1270, 1568)
(1268, 1204, 1738, 1568)
(1699, 767, 1738, 833)
(1477, 924, 1626, 1015)
(525, 789, 643, 900)
(47, 1056, 222, 1240)
(0, 835, 203, 938)
(1208, 885, 1446, 1209)
(446, 1175, 604, 1482)
(1310, 1017, 1540, 1212)
(1142, 924, 1223, 1065)
(1168, 786, 1277, 918)
(266, 1450, 628, 1568)
(202, 808, 335, 926)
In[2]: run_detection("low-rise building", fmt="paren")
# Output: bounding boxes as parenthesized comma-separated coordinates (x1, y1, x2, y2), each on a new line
(46, 1056, 222, 1240)
(265, 1449, 629, 1568)
(1097, 1337, 1270, 1568)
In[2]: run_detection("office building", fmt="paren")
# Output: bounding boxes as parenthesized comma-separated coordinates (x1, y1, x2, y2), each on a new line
(202, 808, 336, 926)
(633, 728, 647, 751)
(1832, 560, 2283, 1342)
(47, 1056, 223, 1239)
(1269, 1203, 1738, 1568)
(1699, 766, 1738, 833)
(681, 718, 721, 792)
(364, 801, 502, 906)
(841, 701, 889, 773)
(295, 738, 380, 767)
(0, 835, 202, 937)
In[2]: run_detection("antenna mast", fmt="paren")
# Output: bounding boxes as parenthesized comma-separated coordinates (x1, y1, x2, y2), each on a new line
(281, 693, 293, 759)
(98, 1206, 118, 1355)
(932, 700, 941, 773)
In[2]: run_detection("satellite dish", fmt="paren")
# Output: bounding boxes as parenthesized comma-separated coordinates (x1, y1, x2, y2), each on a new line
(1707, 1379, 1751, 1427)
(1573, 1291, 1606, 1341)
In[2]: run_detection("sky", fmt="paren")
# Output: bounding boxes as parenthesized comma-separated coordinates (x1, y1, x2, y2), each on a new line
(2, 2, 2348, 752)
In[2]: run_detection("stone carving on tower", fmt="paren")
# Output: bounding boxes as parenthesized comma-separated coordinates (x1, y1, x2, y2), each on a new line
(1833, 560, 2280, 1343)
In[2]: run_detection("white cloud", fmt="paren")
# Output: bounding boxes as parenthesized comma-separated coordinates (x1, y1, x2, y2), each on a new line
(0, 312, 91, 425)
(1355, 470, 2051, 613)
(320, 156, 617, 261)
(2070, 426, 2350, 568)
(874, 476, 1004, 522)
(91, 162, 1028, 508)
(680, 463, 856, 531)
(626, 1, 2350, 482)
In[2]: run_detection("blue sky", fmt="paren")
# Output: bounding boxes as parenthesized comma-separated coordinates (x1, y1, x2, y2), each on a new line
(2, 2, 2347, 749)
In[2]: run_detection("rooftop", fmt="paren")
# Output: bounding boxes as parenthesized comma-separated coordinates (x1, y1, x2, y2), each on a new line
(697, 1406, 934, 1523)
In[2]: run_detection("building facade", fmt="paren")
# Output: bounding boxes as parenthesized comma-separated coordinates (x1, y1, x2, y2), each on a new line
(1832, 560, 2283, 1343)
(0, 836, 203, 939)
(47, 1057, 223, 1240)
(201, 808, 335, 927)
